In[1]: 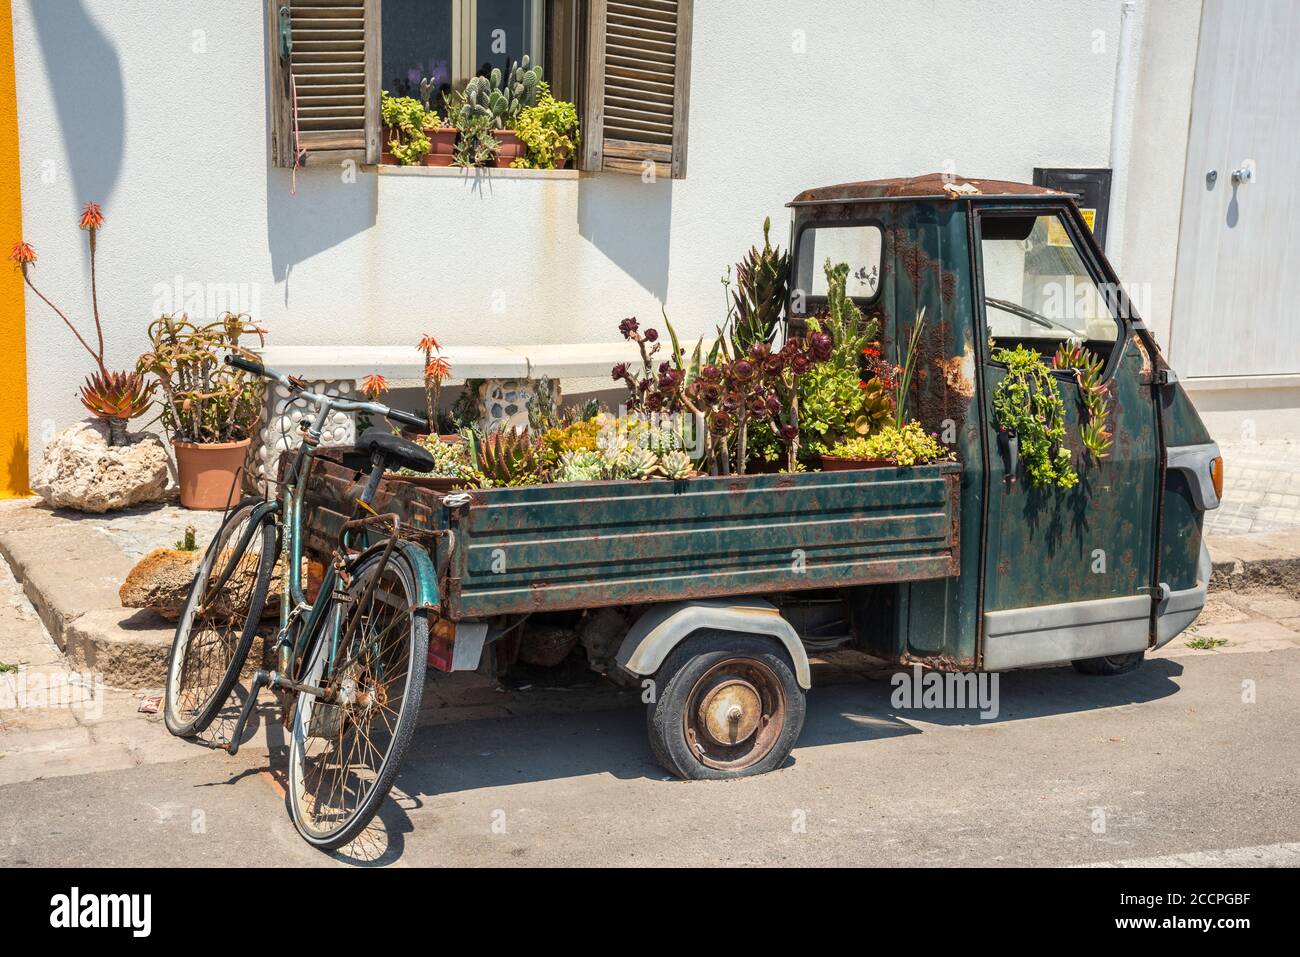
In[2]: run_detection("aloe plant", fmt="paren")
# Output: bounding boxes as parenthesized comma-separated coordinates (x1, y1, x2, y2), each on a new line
(472, 427, 540, 486)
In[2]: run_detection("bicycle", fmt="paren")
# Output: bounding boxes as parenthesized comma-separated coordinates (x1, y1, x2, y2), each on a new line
(163, 354, 440, 849)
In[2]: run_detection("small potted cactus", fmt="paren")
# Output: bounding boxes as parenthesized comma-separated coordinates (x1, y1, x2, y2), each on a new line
(458, 56, 541, 167)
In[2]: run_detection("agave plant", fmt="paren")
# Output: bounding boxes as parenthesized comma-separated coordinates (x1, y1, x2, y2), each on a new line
(725, 217, 790, 356)
(79, 370, 154, 445)
(471, 427, 540, 486)
(10, 202, 150, 445)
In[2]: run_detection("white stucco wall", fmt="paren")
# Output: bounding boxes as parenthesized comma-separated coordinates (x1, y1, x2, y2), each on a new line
(13, 0, 1198, 464)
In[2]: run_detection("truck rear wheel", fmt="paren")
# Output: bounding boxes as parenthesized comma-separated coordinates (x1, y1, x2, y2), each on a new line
(1071, 651, 1145, 676)
(646, 632, 806, 781)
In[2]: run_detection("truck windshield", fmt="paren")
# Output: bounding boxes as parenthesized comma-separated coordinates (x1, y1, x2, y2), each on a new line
(980, 213, 1119, 356)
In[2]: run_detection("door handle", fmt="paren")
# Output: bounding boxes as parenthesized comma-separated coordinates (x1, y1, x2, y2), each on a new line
(1231, 161, 1256, 185)
(998, 429, 1019, 483)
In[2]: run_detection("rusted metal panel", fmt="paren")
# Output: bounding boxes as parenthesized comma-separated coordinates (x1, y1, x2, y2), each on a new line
(446, 465, 961, 618)
(295, 452, 961, 621)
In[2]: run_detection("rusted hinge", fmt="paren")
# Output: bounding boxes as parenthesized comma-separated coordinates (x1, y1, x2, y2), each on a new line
(1141, 368, 1178, 387)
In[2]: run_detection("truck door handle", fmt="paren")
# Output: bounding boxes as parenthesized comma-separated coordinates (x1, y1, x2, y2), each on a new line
(998, 429, 1019, 482)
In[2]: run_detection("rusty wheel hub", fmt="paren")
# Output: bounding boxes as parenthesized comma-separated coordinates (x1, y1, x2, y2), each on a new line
(698, 679, 762, 746)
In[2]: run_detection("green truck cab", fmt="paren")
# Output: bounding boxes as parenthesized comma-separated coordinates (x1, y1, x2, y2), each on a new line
(307, 173, 1221, 781)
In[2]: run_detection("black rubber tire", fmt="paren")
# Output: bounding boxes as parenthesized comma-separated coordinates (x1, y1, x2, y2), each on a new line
(647, 631, 806, 781)
(1071, 651, 1146, 676)
(164, 499, 276, 738)
(287, 549, 428, 851)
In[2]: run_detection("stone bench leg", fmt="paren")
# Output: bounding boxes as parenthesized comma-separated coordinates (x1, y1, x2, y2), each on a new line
(252, 378, 357, 495)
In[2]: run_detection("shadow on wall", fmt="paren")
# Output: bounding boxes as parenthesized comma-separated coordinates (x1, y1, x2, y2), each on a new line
(577, 172, 672, 301)
(265, 165, 378, 295)
(28, 0, 124, 210)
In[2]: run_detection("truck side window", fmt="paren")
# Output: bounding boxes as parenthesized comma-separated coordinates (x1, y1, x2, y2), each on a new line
(980, 213, 1119, 362)
(793, 223, 883, 312)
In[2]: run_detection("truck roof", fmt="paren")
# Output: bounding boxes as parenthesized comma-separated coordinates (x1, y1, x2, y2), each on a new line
(789, 173, 1071, 206)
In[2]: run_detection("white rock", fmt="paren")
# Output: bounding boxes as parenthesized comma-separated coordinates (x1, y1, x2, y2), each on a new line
(32, 419, 170, 513)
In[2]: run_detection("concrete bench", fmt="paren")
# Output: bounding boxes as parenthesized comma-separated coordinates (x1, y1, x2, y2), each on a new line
(251, 342, 644, 489)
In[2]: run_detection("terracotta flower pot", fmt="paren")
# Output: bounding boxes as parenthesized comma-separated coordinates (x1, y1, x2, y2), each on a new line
(820, 454, 894, 472)
(173, 438, 251, 510)
(492, 130, 526, 167)
(423, 127, 457, 166)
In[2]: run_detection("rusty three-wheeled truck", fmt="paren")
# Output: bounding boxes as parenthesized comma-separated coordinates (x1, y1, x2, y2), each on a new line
(165, 174, 1221, 849)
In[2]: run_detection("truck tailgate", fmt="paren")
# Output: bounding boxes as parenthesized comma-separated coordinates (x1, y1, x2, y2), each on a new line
(445, 464, 960, 618)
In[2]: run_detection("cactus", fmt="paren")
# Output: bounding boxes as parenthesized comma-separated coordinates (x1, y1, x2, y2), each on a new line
(459, 55, 542, 127)
(473, 427, 540, 485)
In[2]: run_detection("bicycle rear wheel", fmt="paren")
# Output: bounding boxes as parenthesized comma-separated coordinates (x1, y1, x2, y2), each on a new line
(288, 548, 428, 850)
(164, 500, 277, 738)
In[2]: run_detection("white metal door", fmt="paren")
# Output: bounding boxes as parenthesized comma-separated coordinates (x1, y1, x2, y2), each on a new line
(1169, 0, 1300, 378)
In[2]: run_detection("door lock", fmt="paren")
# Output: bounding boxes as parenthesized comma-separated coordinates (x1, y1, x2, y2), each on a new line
(1231, 162, 1256, 185)
(1205, 169, 1217, 188)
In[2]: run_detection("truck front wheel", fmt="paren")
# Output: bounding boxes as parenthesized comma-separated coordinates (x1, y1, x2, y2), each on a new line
(646, 632, 806, 780)
(1071, 651, 1145, 676)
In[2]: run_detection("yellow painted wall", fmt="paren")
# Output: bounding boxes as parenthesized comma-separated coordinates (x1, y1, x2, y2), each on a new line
(0, 0, 28, 496)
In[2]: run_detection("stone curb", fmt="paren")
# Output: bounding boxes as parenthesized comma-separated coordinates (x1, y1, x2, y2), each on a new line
(1205, 531, 1300, 591)
(0, 519, 172, 691)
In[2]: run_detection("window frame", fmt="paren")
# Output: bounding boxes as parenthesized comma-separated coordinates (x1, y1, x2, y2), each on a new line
(788, 216, 888, 317)
(973, 202, 1128, 384)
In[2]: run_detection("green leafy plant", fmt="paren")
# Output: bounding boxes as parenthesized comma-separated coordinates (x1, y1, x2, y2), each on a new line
(829, 422, 954, 467)
(398, 435, 470, 479)
(137, 312, 267, 444)
(1185, 634, 1227, 650)
(450, 114, 499, 167)
(381, 91, 430, 165)
(893, 307, 926, 428)
(511, 84, 580, 169)
(991, 344, 1078, 490)
(174, 525, 198, 551)
(1052, 339, 1112, 461)
(796, 260, 880, 458)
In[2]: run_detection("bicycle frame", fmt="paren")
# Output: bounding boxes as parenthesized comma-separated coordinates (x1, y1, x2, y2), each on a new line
(224, 369, 412, 754)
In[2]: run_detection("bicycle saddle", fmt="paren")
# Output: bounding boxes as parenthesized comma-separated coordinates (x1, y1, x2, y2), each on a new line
(356, 428, 435, 474)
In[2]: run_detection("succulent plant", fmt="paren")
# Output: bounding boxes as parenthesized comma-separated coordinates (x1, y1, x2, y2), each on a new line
(557, 449, 605, 482)
(624, 445, 659, 479)
(460, 56, 541, 127)
(853, 377, 895, 436)
(79, 370, 155, 445)
(472, 427, 540, 486)
(728, 217, 790, 355)
(660, 449, 693, 479)
(1052, 338, 1112, 461)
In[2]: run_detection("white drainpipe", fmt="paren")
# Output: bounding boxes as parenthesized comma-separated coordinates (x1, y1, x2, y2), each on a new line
(1107, 0, 1143, 278)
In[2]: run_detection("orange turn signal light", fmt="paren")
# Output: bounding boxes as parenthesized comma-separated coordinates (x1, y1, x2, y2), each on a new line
(1210, 456, 1224, 501)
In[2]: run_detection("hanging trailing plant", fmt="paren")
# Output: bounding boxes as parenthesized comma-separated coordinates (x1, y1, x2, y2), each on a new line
(1052, 339, 1112, 461)
(991, 344, 1078, 490)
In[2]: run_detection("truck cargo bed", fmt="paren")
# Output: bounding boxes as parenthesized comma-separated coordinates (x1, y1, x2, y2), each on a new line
(301, 455, 961, 620)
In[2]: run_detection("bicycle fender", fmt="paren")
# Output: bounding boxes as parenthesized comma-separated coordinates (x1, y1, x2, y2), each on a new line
(357, 538, 440, 611)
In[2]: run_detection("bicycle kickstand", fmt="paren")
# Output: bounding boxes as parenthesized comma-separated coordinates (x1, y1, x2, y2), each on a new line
(226, 670, 271, 756)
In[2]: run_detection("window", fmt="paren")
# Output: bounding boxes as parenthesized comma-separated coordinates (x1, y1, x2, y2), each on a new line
(382, 0, 542, 105)
(267, 0, 694, 177)
(980, 212, 1119, 353)
(791, 223, 883, 311)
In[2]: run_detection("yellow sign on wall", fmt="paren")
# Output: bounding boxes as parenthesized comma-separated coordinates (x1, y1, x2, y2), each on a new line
(0, 0, 30, 496)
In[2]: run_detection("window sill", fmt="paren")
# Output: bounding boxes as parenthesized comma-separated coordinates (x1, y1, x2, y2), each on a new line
(371, 164, 580, 181)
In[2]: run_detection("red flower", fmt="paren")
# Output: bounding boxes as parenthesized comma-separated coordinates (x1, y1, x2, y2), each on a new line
(9, 241, 36, 265)
(360, 373, 389, 399)
(424, 357, 450, 383)
(79, 202, 104, 231)
(416, 333, 441, 353)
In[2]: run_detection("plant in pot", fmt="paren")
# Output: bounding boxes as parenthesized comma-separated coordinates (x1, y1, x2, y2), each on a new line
(510, 82, 580, 169)
(420, 110, 457, 166)
(11, 202, 155, 446)
(137, 313, 267, 510)
(458, 56, 541, 167)
(380, 91, 431, 166)
(823, 421, 954, 470)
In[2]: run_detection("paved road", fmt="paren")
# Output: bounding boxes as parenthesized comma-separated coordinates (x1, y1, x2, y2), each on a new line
(3, 644, 1297, 867)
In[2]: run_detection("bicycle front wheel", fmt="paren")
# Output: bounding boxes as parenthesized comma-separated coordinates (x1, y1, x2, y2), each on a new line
(288, 548, 429, 850)
(164, 500, 276, 738)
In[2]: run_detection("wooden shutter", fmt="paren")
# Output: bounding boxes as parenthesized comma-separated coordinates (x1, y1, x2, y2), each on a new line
(582, 0, 692, 178)
(267, 0, 381, 167)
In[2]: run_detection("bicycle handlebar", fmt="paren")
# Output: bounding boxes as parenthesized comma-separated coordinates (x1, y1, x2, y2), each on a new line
(224, 353, 431, 434)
